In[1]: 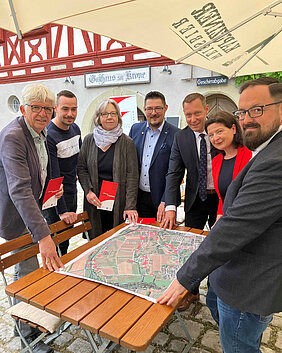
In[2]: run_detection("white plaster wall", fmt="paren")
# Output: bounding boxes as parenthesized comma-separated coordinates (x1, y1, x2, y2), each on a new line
(0, 64, 239, 133)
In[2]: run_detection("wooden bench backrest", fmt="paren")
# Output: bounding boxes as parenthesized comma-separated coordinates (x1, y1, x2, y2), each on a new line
(0, 211, 91, 272)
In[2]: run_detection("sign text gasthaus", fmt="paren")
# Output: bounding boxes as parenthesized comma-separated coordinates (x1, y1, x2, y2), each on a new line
(85, 67, 151, 88)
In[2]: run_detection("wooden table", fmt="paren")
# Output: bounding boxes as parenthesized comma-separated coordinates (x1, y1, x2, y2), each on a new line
(6, 223, 207, 352)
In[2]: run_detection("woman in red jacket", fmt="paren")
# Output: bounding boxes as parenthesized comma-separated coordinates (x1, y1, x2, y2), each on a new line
(206, 111, 252, 224)
(205, 111, 252, 324)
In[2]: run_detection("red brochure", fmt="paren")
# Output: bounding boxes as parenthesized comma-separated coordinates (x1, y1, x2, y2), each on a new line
(97, 181, 118, 211)
(42, 177, 64, 210)
(137, 218, 156, 224)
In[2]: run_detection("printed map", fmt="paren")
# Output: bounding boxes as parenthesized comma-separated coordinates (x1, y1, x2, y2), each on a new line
(59, 224, 205, 302)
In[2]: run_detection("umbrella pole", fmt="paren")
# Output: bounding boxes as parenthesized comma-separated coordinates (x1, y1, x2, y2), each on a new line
(230, 28, 282, 78)
(8, 0, 22, 39)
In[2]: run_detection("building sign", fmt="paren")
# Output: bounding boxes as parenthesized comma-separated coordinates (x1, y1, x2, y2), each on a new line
(196, 76, 228, 86)
(85, 66, 150, 87)
(110, 95, 138, 136)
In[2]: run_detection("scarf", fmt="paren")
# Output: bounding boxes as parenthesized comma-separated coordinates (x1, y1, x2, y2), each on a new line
(93, 123, 123, 150)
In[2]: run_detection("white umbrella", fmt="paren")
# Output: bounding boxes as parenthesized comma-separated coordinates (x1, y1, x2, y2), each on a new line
(1, 0, 281, 77)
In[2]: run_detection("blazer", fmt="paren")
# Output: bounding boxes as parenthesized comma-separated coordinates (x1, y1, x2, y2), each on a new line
(177, 131, 282, 316)
(165, 126, 218, 212)
(0, 116, 51, 242)
(129, 120, 179, 207)
(212, 146, 252, 216)
(78, 133, 139, 239)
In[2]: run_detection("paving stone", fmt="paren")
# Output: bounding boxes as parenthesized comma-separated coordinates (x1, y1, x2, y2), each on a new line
(139, 345, 155, 353)
(152, 332, 169, 346)
(4, 336, 20, 352)
(1, 313, 14, 325)
(260, 346, 276, 353)
(69, 324, 80, 335)
(53, 331, 73, 346)
(167, 339, 185, 351)
(195, 306, 216, 325)
(261, 326, 271, 344)
(179, 303, 196, 317)
(113, 346, 130, 353)
(168, 319, 203, 340)
(0, 348, 11, 353)
(201, 329, 222, 352)
(0, 323, 14, 342)
(276, 330, 282, 349)
(67, 337, 92, 353)
(271, 314, 282, 328)
(189, 348, 211, 353)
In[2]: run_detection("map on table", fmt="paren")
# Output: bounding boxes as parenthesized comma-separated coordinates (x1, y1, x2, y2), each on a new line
(59, 224, 205, 302)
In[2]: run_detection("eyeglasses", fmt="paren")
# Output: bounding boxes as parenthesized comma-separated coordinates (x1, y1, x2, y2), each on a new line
(233, 101, 282, 121)
(100, 112, 118, 118)
(145, 107, 164, 114)
(26, 104, 54, 115)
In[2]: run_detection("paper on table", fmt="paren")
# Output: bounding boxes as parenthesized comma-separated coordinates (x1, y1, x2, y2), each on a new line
(97, 180, 118, 211)
(42, 177, 64, 210)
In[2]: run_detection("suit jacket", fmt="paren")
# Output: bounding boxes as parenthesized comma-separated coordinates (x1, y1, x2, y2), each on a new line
(129, 121, 179, 207)
(165, 126, 218, 212)
(78, 133, 138, 239)
(177, 131, 282, 316)
(212, 146, 252, 215)
(0, 116, 51, 242)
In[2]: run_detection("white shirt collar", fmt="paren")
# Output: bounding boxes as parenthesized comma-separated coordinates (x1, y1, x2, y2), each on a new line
(146, 120, 165, 133)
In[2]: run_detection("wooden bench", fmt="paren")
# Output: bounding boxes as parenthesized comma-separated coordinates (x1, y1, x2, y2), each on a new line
(0, 211, 91, 352)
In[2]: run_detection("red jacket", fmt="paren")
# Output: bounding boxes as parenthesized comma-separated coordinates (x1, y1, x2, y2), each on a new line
(212, 146, 252, 216)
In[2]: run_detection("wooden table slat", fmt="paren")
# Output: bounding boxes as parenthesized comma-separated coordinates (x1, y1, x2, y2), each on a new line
(46, 281, 99, 316)
(15, 272, 65, 302)
(30, 276, 83, 310)
(80, 290, 133, 334)
(120, 303, 176, 351)
(5, 268, 51, 297)
(99, 296, 153, 343)
(61, 285, 116, 325)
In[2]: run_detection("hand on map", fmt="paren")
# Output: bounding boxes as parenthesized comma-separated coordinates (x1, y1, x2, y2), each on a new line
(39, 235, 64, 271)
(123, 210, 138, 224)
(160, 210, 176, 230)
(157, 278, 186, 306)
(157, 202, 165, 223)
(86, 190, 102, 208)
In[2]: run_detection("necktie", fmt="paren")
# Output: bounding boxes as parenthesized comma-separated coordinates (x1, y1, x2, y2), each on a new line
(199, 134, 207, 201)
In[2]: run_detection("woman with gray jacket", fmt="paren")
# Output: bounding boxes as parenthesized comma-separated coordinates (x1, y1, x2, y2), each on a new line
(78, 99, 139, 239)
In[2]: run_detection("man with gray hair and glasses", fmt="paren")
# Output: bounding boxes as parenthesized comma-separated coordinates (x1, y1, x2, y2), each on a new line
(0, 83, 63, 353)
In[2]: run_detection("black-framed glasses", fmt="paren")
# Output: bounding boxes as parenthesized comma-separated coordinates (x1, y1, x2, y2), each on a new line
(145, 107, 164, 114)
(233, 101, 282, 121)
(26, 104, 54, 115)
(100, 112, 118, 118)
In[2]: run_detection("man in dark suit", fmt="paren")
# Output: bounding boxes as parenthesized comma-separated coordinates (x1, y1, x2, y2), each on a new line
(161, 93, 219, 310)
(129, 91, 179, 222)
(158, 77, 282, 353)
(162, 93, 219, 231)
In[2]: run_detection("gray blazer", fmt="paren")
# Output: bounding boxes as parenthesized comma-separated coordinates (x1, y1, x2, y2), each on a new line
(0, 116, 51, 242)
(78, 133, 138, 239)
(177, 131, 282, 316)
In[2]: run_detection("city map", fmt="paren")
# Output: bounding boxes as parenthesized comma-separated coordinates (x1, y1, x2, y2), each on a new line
(59, 224, 205, 302)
